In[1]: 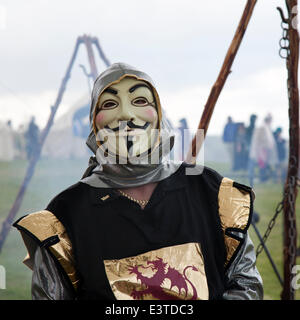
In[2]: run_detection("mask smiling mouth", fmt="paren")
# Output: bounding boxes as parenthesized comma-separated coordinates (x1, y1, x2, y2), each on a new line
(104, 121, 150, 132)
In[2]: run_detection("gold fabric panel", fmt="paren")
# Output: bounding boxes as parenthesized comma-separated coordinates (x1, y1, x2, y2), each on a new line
(15, 210, 79, 291)
(218, 177, 251, 266)
(104, 242, 208, 300)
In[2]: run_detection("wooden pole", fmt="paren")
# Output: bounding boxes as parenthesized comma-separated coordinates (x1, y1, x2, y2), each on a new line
(0, 36, 110, 253)
(92, 37, 111, 68)
(82, 34, 99, 81)
(0, 38, 82, 253)
(281, 0, 299, 300)
(186, 0, 257, 164)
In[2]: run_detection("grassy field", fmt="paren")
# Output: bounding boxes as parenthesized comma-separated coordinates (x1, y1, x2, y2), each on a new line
(0, 159, 299, 300)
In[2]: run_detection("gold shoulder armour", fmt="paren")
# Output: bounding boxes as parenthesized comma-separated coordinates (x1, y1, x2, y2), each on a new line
(218, 177, 252, 268)
(14, 210, 79, 291)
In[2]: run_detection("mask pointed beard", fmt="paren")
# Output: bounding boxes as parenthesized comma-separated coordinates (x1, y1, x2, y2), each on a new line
(126, 138, 134, 156)
(96, 120, 158, 162)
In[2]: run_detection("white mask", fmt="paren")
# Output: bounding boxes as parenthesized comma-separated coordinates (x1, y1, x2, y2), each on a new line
(94, 77, 159, 161)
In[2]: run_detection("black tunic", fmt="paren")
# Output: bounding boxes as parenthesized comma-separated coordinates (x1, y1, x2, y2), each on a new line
(45, 165, 232, 300)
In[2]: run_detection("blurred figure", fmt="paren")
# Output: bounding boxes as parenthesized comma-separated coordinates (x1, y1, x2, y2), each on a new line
(248, 113, 277, 186)
(245, 114, 257, 144)
(233, 123, 248, 171)
(25, 116, 40, 161)
(72, 104, 90, 139)
(0, 120, 15, 161)
(222, 116, 236, 169)
(245, 114, 257, 165)
(273, 127, 286, 183)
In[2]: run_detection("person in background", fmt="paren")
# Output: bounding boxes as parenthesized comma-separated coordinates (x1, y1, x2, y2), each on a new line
(259, 114, 277, 182)
(233, 123, 248, 171)
(222, 116, 236, 170)
(248, 114, 277, 186)
(72, 105, 90, 139)
(245, 114, 257, 166)
(245, 115, 257, 144)
(273, 127, 286, 184)
(25, 116, 40, 161)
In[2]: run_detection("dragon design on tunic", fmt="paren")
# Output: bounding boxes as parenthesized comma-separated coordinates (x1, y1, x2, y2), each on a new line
(128, 257, 198, 300)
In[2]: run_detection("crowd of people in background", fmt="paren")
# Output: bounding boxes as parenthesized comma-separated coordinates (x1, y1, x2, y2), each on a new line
(223, 113, 287, 187)
(0, 116, 40, 162)
(0, 112, 290, 189)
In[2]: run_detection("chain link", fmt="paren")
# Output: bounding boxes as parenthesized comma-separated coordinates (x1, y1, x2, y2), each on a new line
(285, 32, 299, 296)
(256, 200, 284, 257)
(279, 21, 290, 59)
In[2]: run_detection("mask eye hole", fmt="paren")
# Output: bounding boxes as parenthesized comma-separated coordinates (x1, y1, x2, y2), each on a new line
(132, 97, 149, 107)
(101, 100, 118, 110)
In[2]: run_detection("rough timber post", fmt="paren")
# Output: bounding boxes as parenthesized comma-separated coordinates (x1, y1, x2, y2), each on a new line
(281, 0, 299, 300)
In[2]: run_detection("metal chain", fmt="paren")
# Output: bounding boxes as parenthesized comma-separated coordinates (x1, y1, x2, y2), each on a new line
(256, 200, 284, 257)
(256, 15, 298, 259)
(285, 143, 298, 300)
(284, 8, 298, 297)
(256, 172, 298, 258)
(279, 21, 290, 59)
(287, 166, 298, 259)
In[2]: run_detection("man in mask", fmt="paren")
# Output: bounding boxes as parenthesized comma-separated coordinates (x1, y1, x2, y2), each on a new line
(14, 63, 263, 300)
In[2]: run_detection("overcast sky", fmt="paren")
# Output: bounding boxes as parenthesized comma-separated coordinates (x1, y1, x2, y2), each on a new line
(0, 0, 295, 137)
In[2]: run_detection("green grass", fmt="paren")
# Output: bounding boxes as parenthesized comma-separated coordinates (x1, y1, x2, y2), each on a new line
(0, 158, 87, 300)
(0, 159, 299, 300)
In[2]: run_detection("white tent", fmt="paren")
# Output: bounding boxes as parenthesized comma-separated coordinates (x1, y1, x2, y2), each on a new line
(42, 95, 92, 159)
